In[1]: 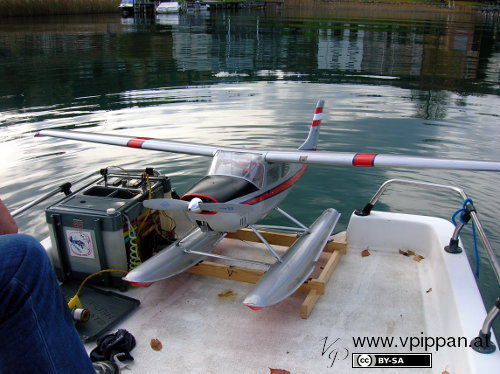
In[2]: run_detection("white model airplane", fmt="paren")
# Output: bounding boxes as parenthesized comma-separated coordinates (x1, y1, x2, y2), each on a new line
(37, 101, 500, 309)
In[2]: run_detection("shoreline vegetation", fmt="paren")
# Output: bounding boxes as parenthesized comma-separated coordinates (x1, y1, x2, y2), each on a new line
(0, 0, 496, 18)
(0, 0, 121, 17)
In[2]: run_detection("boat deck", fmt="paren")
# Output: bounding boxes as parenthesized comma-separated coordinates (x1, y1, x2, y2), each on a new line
(114, 246, 422, 373)
(82, 212, 499, 373)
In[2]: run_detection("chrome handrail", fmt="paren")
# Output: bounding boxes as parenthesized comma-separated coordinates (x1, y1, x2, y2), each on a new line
(355, 178, 499, 284)
(11, 167, 163, 218)
(11, 171, 101, 217)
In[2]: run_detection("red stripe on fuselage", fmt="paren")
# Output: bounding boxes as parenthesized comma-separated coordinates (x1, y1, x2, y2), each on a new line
(127, 137, 152, 148)
(243, 165, 308, 205)
(353, 153, 377, 167)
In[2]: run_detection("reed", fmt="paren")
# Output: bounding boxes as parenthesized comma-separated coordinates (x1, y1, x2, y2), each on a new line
(0, 0, 121, 17)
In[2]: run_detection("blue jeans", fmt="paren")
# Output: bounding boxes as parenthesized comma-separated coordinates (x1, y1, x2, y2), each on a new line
(0, 234, 94, 374)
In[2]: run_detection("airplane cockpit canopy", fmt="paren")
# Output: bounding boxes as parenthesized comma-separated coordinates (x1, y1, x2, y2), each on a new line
(209, 151, 265, 188)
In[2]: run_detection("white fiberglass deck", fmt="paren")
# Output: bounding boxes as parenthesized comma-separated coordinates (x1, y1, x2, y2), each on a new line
(84, 211, 499, 373)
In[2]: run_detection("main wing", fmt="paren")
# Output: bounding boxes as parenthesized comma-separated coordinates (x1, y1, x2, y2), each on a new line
(37, 129, 225, 157)
(37, 129, 500, 172)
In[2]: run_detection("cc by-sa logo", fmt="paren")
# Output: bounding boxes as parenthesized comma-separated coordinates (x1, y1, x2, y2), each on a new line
(357, 354, 373, 367)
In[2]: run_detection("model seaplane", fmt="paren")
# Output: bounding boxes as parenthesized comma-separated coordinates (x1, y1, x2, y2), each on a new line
(37, 100, 500, 309)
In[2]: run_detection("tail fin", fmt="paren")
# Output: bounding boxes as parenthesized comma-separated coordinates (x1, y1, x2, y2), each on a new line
(298, 100, 324, 151)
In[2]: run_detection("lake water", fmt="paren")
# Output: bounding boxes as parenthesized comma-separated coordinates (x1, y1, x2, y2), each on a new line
(1, 4, 499, 324)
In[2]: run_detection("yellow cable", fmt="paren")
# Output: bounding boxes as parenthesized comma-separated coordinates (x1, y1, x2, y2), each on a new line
(75, 269, 128, 297)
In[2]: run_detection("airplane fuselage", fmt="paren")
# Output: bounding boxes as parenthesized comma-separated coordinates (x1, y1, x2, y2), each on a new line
(181, 150, 306, 232)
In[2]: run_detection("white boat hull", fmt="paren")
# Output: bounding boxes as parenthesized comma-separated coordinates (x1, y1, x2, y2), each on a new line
(346, 211, 499, 373)
(70, 210, 499, 373)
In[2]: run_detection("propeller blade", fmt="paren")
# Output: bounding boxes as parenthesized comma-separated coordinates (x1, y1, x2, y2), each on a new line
(144, 198, 251, 215)
(143, 198, 189, 211)
(198, 203, 253, 215)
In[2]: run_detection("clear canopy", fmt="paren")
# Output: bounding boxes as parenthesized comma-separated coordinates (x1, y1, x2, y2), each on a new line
(208, 151, 265, 188)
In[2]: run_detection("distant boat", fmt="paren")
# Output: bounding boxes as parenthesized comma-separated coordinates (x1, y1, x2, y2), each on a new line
(118, 0, 134, 9)
(118, 0, 134, 16)
(156, 2, 180, 13)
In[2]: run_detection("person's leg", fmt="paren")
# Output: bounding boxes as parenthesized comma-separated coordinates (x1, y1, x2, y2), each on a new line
(0, 234, 94, 374)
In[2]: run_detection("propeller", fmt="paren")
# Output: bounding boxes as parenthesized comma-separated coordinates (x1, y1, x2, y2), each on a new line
(143, 198, 189, 211)
(143, 198, 252, 215)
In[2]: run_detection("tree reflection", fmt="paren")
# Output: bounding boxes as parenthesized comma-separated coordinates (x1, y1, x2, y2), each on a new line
(0, 8, 497, 115)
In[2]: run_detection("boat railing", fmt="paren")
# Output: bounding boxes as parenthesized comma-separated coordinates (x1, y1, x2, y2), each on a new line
(354, 178, 499, 353)
(355, 178, 499, 283)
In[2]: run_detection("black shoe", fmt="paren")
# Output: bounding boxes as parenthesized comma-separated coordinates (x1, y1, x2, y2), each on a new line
(93, 361, 119, 374)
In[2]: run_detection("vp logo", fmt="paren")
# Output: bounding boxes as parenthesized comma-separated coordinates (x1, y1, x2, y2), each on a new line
(320, 337, 349, 368)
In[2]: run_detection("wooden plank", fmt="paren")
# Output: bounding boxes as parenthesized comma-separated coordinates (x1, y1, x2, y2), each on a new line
(326, 237, 347, 254)
(300, 251, 342, 318)
(318, 250, 343, 284)
(298, 279, 325, 295)
(186, 261, 326, 294)
(186, 261, 264, 284)
(184, 228, 347, 319)
(301, 290, 321, 319)
(226, 228, 297, 247)
(226, 228, 347, 254)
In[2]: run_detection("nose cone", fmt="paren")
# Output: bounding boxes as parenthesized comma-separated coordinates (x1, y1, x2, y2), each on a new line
(187, 197, 203, 213)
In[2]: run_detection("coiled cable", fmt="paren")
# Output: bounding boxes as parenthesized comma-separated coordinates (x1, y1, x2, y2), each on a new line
(125, 213, 141, 271)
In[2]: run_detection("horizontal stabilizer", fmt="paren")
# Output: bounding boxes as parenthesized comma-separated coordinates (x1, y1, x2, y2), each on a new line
(243, 208, 340, 309)
(123, 228, 224, 284)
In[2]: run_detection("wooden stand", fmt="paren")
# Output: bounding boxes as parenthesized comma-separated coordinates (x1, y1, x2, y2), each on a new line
(185, 228, 347, 319)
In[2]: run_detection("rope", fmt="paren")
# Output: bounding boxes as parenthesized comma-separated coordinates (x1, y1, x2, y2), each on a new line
(451, 198, 480, 277)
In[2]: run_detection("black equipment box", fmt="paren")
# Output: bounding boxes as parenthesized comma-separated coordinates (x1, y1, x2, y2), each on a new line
(46, 168, 171, 289)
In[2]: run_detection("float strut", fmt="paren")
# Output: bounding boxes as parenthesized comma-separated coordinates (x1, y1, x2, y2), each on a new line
(249, 225, 283, 263)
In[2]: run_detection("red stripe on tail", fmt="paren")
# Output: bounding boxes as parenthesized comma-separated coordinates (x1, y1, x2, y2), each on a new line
(312, 106, 323, 127)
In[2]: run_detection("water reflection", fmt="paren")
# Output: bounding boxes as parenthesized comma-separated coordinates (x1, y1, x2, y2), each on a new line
(0, 7, 497, 120)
